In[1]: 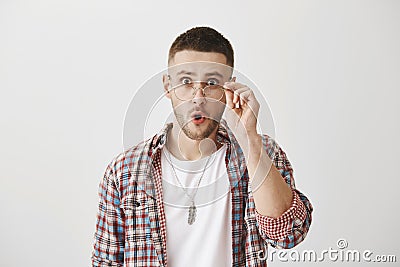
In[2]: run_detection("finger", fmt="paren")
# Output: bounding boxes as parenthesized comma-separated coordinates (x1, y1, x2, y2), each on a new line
(225, 89, 235, 109)
(233, 90, 239, 104)
(234, 87, 251, 104)
(224, 82, 248, 104)
(234, 87, 252, 105)
(225, 90, 242, 113)
(223, 81, 247, 91)
(224, 83, 244, 100)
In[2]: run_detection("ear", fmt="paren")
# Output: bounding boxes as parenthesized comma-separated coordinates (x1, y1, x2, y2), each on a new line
(230, 76, 236, 82)
(162, 74, 171, 99)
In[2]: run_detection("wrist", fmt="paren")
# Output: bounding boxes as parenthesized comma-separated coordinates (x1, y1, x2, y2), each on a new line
(237, 132, 262, 162)
(237, 131, 261, 147)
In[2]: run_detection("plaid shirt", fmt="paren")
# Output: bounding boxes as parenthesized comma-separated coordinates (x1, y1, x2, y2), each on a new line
(92, 119, 313, 267)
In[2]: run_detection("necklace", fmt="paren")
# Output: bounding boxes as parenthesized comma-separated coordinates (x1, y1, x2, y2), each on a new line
(164, 147, 211, 225)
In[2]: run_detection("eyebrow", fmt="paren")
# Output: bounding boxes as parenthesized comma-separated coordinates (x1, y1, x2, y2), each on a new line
(205, 71, 223, 78)
(175, 70, 224, 78)
(176, 71, 194, 76)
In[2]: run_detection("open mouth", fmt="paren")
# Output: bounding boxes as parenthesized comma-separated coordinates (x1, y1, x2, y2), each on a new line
(191, 112, 206, 125)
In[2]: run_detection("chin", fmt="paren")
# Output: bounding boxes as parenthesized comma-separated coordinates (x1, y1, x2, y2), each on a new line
(182, 119, 219, 140)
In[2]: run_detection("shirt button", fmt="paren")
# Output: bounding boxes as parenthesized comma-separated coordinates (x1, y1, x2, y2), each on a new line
(294, 218, 302, 227)
(159, 136, 166, 145)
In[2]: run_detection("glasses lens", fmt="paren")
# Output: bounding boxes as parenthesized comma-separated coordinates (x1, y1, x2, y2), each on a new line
(203, 84, 225, 100)
(174, 83, 194, 100)
(173, 82, 225, 101)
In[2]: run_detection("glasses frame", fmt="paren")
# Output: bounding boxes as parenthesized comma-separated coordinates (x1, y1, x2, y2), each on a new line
(167, 75, 230, 102)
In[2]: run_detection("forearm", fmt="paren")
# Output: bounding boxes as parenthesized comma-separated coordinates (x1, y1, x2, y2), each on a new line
(239, 133, 293, 218)
(224, 81, 312, 246)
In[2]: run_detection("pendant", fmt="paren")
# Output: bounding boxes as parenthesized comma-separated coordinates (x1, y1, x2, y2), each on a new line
(188, 201, 197, 225)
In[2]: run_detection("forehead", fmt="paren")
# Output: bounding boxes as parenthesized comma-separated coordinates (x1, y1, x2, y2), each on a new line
(171, 50, 228, 65)
(168, 51, 232, 78)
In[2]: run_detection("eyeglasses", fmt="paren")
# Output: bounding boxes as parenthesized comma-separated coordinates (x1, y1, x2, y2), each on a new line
(167, 77, 227, 101)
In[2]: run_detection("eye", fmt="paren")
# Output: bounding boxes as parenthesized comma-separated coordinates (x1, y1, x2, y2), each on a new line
(181, 77, 192, 85)
(207, 79, 218, 86)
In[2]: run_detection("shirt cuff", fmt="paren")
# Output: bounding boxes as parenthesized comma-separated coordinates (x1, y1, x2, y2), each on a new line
(255, 190, 307, 240)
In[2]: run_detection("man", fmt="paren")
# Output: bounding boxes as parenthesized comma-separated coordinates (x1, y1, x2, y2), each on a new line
(92, 26, 313, 267)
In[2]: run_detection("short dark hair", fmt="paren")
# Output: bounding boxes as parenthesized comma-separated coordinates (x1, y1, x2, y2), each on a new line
(168, 26, 234, 67)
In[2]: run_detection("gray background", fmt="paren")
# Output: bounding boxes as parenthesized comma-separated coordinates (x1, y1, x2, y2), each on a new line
(1, 0, 399, 266)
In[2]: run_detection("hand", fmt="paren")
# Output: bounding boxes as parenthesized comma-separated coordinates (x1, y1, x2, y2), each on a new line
(224, 81, 260, 143)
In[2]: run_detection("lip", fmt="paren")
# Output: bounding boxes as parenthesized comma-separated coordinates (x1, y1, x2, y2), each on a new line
(190, 110, 208, 125)
(190, 110, 208, 119)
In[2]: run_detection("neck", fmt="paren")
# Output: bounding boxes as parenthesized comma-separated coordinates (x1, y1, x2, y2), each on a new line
(166, 121, 222, 161)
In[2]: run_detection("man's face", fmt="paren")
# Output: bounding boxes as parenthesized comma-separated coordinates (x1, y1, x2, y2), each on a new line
(163, 50, 233, 140)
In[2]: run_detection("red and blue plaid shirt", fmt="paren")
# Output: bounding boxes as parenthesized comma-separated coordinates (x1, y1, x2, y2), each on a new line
(92, 120, 313, 266)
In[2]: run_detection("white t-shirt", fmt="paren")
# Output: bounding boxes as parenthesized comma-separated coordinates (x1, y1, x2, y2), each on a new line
(161, 144, 232, 267)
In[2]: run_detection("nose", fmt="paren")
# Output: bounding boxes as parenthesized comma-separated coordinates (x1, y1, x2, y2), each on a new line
(191, 82, 206, 105)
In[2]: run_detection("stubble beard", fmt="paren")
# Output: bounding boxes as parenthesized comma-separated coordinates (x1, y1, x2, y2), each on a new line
(174, 111, 221, 141)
